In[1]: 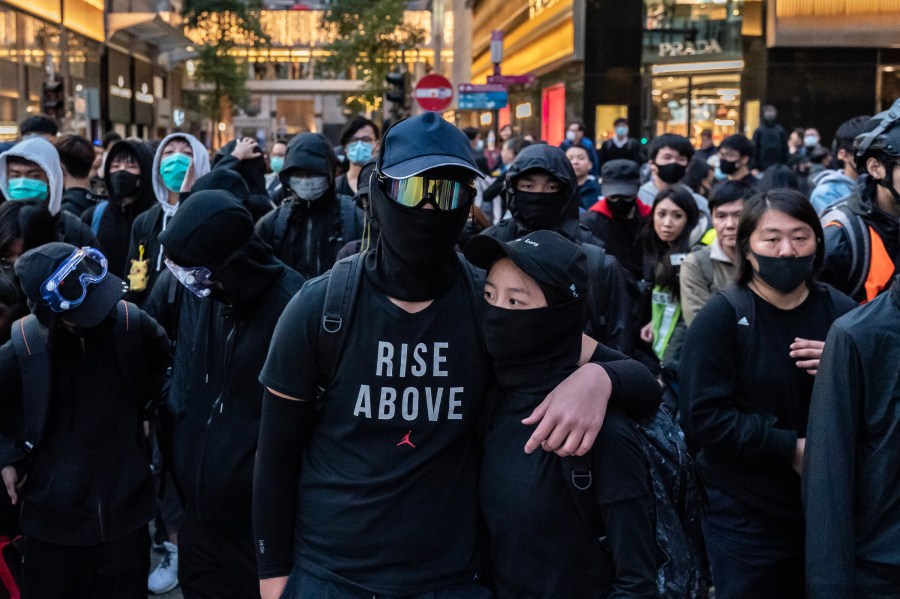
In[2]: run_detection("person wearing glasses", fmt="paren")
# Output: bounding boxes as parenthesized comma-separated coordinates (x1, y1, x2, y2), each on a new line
(256, 132, 364, 280)
(336, 117, 381, 198)
(253, 112, 655, 599)
(0, 242, 170, 598)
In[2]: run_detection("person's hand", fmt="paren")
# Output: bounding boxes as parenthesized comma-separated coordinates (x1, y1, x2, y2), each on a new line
(789, 338, 825, 375)
(792, 438, 806, 475)
(260, 576, 289, 599)
(232, 137, 262, 161)
(522, 363, 611, 457)
(180, 158, 195, 193)
(1, 465, 25, 505)
(640, 322, 654, 344)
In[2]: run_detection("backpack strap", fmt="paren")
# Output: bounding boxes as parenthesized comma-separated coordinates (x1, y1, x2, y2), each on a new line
(822, 203, 870, 299)
(315, 253, 365, 404)
(581, 244, 607, 337)
(10, 316, 52, 453)
(90, 200, 109, 236)
(338, 194, 361, 244)
(272, 203, 293, 258)
(112, 300, 153, 413)
(718, 283, 755, 363)
(560, 453, 608, 544)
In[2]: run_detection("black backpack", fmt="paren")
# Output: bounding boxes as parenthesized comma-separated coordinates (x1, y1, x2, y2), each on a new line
(311, 251, 484, 402)
(561, 406, 710, 598)
(271, 194, 363, 260)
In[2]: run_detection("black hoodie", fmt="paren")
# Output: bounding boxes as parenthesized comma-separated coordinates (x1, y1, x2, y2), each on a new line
(256, 133, 363, 279)
(212, 140, 274, 221)
(157, 192, 305, 524)
(82, 140, 156, 278)
(481, 144, 634, 355)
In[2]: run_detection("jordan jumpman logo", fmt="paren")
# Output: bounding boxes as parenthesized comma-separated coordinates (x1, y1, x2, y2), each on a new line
(396, 430, 416, 448)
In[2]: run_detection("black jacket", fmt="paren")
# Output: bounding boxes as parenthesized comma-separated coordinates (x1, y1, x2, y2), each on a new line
(60, 187, 97, 217)
(55, 209, 100, 250)
(82, 140, 157, 279)
(820, 181, 900, 302)
(256, 133, 362, 279)
(751, 122, 789, 170)
(212, 140, 275, 222)
(803, 277, 900, 597)
(0, 306, 170, 545)
(150, 237, 304, 525)
(597, 138, 645, 169)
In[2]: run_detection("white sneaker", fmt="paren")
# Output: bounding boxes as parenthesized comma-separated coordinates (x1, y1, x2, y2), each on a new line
(148, 540, 179, 594)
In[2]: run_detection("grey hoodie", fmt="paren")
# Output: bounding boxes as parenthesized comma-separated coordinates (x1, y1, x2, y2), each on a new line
(0, 136, 65, 216)
(151, 133, 211, 220)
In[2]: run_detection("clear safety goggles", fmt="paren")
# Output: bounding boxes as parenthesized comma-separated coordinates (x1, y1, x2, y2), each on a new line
(381, 175, 475, 211)
(164, 257, 215, 298)
(41, 247, 108, 312)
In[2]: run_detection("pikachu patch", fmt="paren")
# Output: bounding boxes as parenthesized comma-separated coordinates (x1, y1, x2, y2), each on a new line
(128, 244, 150, 292)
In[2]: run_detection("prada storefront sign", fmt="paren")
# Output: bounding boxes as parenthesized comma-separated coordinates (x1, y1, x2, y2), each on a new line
(107, 49, 132, 123)
(642, 0, 743, 65)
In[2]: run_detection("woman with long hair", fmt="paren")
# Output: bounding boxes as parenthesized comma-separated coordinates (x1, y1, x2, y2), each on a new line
(679, 189, 857, 598)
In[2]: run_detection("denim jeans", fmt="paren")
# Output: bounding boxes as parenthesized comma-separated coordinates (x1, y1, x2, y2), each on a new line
(702, 485, 806, 599)
(279, 566, 494, 599)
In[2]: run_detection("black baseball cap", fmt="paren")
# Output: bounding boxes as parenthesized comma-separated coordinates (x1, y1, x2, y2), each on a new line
(464, 230, 587, 301)
(15, 242, 128, 328)
(378, 112, 484, 180)
(601, 159, 641, 197)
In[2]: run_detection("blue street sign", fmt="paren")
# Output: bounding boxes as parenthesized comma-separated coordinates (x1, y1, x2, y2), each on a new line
(458, 91, 508, 110)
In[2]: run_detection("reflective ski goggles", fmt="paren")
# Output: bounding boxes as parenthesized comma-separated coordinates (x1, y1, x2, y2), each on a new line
(41, 247, 108, 312)
(381, 175, 475, 211)
(164, 257, 215, 298)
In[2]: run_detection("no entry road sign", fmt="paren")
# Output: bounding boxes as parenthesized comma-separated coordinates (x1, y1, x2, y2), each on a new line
(414, 74, 453, 112)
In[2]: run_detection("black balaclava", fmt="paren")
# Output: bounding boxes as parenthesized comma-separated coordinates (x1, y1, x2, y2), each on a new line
(505, 144, 580, 234)
(484, 296, 587, 398)
(365, 176, 471, 302)
(215, 139, 268, 195)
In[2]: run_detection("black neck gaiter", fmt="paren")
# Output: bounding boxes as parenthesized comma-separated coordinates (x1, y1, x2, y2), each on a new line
(365, 182, 470, 301)
(484, 298, 586, 400)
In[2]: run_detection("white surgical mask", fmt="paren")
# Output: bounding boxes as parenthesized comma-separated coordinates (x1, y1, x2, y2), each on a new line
(565, 130, 577, 142)
(289, 175, 330, 201)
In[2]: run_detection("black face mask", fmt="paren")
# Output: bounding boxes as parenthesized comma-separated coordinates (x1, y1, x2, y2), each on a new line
(655, 162, 686, 184)
(484, 299, 586, 393)
(751, 251, 816, 293)
(512, 190, 568, 231)
(109, 171, 141, 200)
(719, 158, 739, 176)
(608, 197, 636, 220)
(367, 180, 471, 301)
(763, 115, 776, 125)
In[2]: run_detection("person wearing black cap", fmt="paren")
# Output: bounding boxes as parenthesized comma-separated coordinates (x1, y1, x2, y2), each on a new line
(0, 242, 170, 598)
(256, 132, 364, 279)
(465, 230, 660, 598)
(481, 143, 634, 355)
(157, 190, 304, 599)
(253, 112, 656, 599)
(581, 159, 653, 280)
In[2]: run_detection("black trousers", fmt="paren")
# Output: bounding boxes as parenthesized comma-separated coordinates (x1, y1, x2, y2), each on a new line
(179, 506, 256, 599)
(21, 525, 149, 599)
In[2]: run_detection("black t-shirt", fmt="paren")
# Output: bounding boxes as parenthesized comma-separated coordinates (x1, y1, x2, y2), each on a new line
(260, 270, 492, 595)
(680, 284, 856, 517)
(481, 394, 654, 599)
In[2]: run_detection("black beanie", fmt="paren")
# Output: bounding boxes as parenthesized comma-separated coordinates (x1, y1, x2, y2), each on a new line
(158, 190, 254, 274)
(190, 168, 251, 204)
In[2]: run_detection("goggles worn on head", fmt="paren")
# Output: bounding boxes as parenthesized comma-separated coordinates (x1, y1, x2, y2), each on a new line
(42, 247, 108, 312)
(164, 257, 215, 298)
(382, 175, 475, 211)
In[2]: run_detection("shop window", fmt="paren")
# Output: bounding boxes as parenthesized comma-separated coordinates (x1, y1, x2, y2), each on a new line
(651, 73, 740, 145)
(541, 83, 565, 147)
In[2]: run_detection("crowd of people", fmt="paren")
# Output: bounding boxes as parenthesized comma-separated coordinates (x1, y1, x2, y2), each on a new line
(0, 97, 896, 599)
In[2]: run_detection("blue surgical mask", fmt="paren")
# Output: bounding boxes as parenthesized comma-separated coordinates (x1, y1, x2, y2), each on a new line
(804, 135, 819, 148)
(6, 177, 49, 201)
(475, 140, 485, 153)
(270, 156, 284, 173)
(346, 141, 373, 165)
(159, 153, 192, 193)
(615, 126, 628, 137)
(714, 167, 727, 181)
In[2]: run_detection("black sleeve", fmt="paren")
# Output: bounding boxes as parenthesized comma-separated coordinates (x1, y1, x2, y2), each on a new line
(590, 344, 662, 420)
(253, 389, 316, 578)
(818, 224, 855, 299)
(0, 341, 26, 468)
(594, 412, 657, 598)
(139, 309, 173, 413)
(482, 177, 504, 203)
(803, 320, 860, 598)
(600, 253, 634, 356)
(255, 208, 277, 245)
